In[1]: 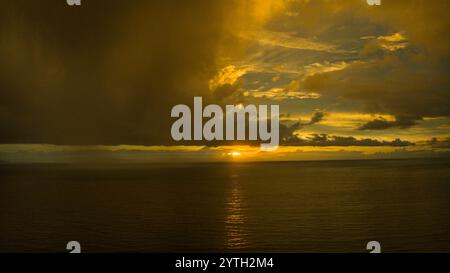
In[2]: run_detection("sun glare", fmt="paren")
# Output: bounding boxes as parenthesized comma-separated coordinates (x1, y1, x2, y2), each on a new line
(228, 152, 242, 157)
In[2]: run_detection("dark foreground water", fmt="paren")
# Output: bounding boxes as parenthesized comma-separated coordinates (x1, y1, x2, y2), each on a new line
(1, 158, 449, 253)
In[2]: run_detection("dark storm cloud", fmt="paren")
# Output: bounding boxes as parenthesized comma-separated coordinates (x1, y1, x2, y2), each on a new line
(359, 116, 421, 130)
(278, 111, 414, 147)
(212, 83, 240, 101)
(283, 134, 414, 147)
(276, 111, 414, 147)
(425, 137, 450, 149)
(307, 111, 325, 125)
(279, 122, 301, 142)
(0, 0, 232, 145)
(279, 111, 325, 141)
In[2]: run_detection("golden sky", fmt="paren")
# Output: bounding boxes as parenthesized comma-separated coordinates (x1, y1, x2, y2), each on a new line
(0, 0, 449, 161)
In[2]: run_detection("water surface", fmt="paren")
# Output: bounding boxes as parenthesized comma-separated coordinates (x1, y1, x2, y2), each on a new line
(1, 158, 449, 252)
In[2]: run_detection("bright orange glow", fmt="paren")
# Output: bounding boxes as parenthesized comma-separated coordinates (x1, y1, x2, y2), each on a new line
(228, 152, 242, 157)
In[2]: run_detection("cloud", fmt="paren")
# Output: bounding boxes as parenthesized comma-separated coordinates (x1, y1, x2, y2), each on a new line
(1, 0, 449, 148)
(209, 65, 252, 100)
(244, 88, 321, 101)
(303, 62, 349, 77)
(359, 116, 421, 130)
(244, 30, 342, 53)
(424, 137, 450, 148)
(280, 111, 325, 141)
(291, 0, 450, 124)
(283, 134, 415, 147)
(279, 112, 416, 147)
(0, 0, 239, 145)
(302, 55, 450, 120)
(361, 32, 409, 54)
(308, 111, 326, 125)
(235, 0, 450, 129)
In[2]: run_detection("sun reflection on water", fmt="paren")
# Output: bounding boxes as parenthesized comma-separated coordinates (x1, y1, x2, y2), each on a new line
(225, 172, 248, 249)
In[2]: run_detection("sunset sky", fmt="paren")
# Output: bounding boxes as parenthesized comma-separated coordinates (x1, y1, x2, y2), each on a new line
(0, 0, 449, 162)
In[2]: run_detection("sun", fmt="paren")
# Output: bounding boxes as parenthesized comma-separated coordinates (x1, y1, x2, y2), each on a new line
(227, 152, 241, 157)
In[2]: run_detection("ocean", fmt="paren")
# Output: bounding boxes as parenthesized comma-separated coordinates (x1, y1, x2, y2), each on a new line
(1, 158, 449, 252)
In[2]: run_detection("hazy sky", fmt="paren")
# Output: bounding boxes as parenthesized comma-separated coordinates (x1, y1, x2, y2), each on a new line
(0, 0, 449, 161)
